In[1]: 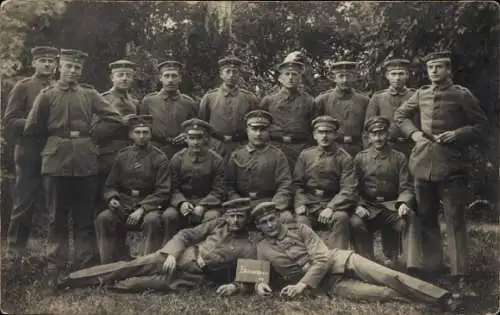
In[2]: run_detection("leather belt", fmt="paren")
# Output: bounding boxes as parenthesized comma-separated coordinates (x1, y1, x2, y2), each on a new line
(53, 130, 90, 138)
(118, 187, 148, 198)
(305, 187, 336, 198)
(245, 191, 275, 200)
(270, 135, 309, 144)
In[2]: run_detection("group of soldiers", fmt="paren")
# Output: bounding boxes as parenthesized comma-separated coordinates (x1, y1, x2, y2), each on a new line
(2, 44, 488, 311)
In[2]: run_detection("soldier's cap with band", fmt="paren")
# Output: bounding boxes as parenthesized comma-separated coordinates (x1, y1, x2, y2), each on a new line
(312, 115, 340, 131)
(109, 59, 136, 73)
(181, 118, 214, 135)
(423, 51, 452, 65)
(330, 61, 358, 73)
(157, 60, 183, 73)
(251, 201, 278, 221)
(383, 58, 410, 71)
(364, 116, 390, 132)
(59, 49, 88, 64)
(223, 198, 252, 215)
(218, 55, 244, 69)
(127, 115, 153, 129)
(244, 110, 273, 127)
(277, 60, 305, 73)
(31, 46, 58, 60)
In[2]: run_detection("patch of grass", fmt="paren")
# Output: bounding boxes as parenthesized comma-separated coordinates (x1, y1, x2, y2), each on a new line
(1, 224, 499, 315)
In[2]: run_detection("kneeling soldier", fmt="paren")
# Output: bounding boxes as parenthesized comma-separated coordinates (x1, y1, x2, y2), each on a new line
(95, 115, 170, 264)
(161, 118, 226, 244)
(350, 116, 422, 269)
(293, 116, 357, 249)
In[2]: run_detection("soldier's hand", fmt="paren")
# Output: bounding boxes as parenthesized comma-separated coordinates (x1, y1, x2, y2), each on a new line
(434, 131, 457, 144)
(355, 205, 370, 218)
(398, 203, 411, 218)
(180, 202, 194, 216)
(295, 205, 307, 215)
(126, 207, 144, 226)
(216, 283, 239, 297)
(410, 131, 428, 143)
(280, 282, 307, 298)
(318, 207, 334, 224)
(162, 254, 176, 275)
(109, 198, 120, 209)
(172, 133, 187, 145)
(191, 205, 206, 224)
(255, 282, 273, 297)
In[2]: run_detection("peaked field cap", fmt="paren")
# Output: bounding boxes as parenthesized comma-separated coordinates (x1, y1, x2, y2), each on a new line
(31, 46, 58, 59)
(223, 198, 252, 213)
(181, 118, 213, 134)
(312, 115, 340, 131)
(423, 51, 452, 64)
(244, 110, 273, 126)
(364, 116, 390, 132)
(331, 61, 358, 72)
(383, 58, 410, 70)
(251, 201, 277, 220)
(218, 55, 244, 68)
(127, 114, 153, 129)
(277, 60, 305, 73)
(157, 60, 183, 71)
(109, 59, 136, 72)
(59, 49, 88, 63)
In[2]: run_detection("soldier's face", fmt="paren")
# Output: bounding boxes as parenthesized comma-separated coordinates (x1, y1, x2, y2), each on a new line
(130, 126, 152, 147)
(186, 131, 208, 153)
(220, 67, 240, 86)
(313, 126, 336, 148)
(247, 125, 269, 147)
(333, 72, 353, 90)
(278, 70, 300, 89)
(368, 129, 389, 149)
(427, 61, 451, 83)
(59, 60, 83, 83)
(160, 69, 181, 91)
(256, 212, 281, 238)
(385, 69, 408, 89)
(32, 57, 57, 76)
(111, 70, 134, 90)
(226, 211, 248, 232)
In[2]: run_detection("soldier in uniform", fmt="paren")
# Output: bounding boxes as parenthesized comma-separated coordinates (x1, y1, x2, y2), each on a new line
(260, 59, 318, 169)
(251, 202, 462, 312)
(225, 110, 294, 224)
(315, 61, 369, 157)
(24, 49, 125, 283)
(161, 118, 226, 244)
(3, 46, 58, 260)
(394, 51, 488, 296)
(95, 115, 170, 264)
(293, 116, 357, 249)
(139, 60, 197, 159)
(94, 60, 138, 211)
(58, 198, 256, 296)
(198, 55, 260, 157)
(364, 59, 416, 157)
(350, 116, 422, 270)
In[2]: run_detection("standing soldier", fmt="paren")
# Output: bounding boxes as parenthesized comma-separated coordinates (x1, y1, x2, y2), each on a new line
(199, 55, 259, 157)
(351, 116, 422, 270)
(139, 60, 197, 159)
(94, 60, 138, 211)
(315, 61, 369, 157)
(95, 115, 169, 264)
(293, 116, 357, 249)
(260, 59, 318, 169)
(3, 46, 58, 261)
(225, 110, 294, 223)
(161, 118, 226, 244)
(394, 51, 488, 296)
(24, 49, 125, 284)
(365, 59, 416, 156)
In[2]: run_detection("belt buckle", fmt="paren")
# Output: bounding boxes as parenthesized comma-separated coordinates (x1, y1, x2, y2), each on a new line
(224, 135, 233, 142)
(376, 196, 385, 202)
(344, 136, 352, 143)
(70, 131, 80, 138)
(282, 136, 292, 144)
(131, 189, 140, 197)
(249, 192, 257, 199)
(314, 189, 324, 197)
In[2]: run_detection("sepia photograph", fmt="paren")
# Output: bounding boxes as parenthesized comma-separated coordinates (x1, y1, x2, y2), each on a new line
(0, 1, 499, 314)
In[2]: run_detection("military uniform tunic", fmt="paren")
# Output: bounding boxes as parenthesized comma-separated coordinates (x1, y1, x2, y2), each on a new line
(139, 90, 197, 158)
(315, 87, 369, 157)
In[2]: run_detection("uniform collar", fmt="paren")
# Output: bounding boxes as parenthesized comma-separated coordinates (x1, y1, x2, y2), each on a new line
(333, 86, 353, 97)
(317, 144, 338, 156)
(246, 143, 269, 153)
(278, 87, 301, 100)
(160, 89, 181, 100)
(56, 80, 78, 91)
(111, 87, 130, 99)
(388, 86, 408, 96)
(33, 73, 53, 84)
(221, 84, 240, 97)
(186, 148, 209, 162)
(274, 224, 288, 241)
(370, 146, 391, 159)
(431, 79, 453, 91)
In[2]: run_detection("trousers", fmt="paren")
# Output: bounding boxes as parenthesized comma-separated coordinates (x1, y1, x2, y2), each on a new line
(296, 211, 351, 249)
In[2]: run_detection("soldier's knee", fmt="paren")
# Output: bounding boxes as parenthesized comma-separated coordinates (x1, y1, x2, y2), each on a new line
(279, 210, 295, 224)
(331, 211, 349, 224)
(95, 209, 118, 228)
(202, 210, 220, 222)
(296, 215, 311, 226)
(142, 211, 162, 228)
(350, 214, 368, 232)
(161, 207, 180, 224)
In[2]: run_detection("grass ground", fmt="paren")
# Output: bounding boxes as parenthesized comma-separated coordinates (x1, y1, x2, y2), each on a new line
(1, 223, 499, 315)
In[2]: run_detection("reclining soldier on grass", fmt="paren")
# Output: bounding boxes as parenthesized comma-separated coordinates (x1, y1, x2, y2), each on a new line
(250, 201, 463, 312)
(57, 198, 256, 296)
